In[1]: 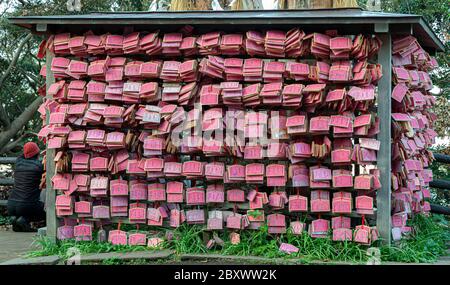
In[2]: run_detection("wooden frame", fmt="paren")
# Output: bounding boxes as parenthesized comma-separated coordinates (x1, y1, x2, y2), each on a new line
(376, 33, 392, 245)
(15, 10, 443, 245)
(45, 51, 57, 242)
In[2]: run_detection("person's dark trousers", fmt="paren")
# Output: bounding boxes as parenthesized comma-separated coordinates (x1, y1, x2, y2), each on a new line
(7, 200, 45, 232)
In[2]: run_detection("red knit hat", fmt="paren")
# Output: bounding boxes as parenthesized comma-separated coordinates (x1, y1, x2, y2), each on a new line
(23, 142, 40, 158)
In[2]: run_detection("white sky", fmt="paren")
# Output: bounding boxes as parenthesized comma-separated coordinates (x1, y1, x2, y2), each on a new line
(262, 0, 276, 9)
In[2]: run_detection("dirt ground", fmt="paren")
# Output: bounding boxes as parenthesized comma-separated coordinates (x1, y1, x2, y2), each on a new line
(0, 228, 38, 262)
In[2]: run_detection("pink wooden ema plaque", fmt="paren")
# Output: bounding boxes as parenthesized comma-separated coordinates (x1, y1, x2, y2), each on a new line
(288, 195, 308, 212)
(110, 179, 129, 196)
(207, 217, 223, 230)
(333, 228, 353, 241)
(182, 160, 204, 176)
(108, 230, 128, 245)
(309, 116, 330, 132)
(311, 167, 332, 181)
(186, 209, 205, 224)
(92, 205, 110, 219)
(147, 207, 162, 225)
(310, 190, 330, 212)
(57, 225, 74, 240)
(332, 216, 351, 229)
(164, 162, 182, 176)
(130, 182, 147, 200)
(354, 225, 371, 244)
(227, 164, 245, 180)
(290, 221, 305, 235)
(147, 183, 166, 202)
(266, 164, 286, 187)
(354, 175, 374, 190)
(279, 243, 299, 254)
(226, 189, 245, 203)
(356, 195, 374, 214)
(166, 181, 184, 203)
(74, 224, 92, 241)
(206, 184, 225, 203)
(129, 207, 147, 222)
(244, 145, 263, 160)
(310, 219, 329, 238)
(169, 209, 182, 228)
(186, 187, 205, 205)
(74, 201, 91, 214)
(147, 237, 164, 248)
(204, 162, 225, 179)
(226, 213, 242, 229)
(332, 172, 353, 188)
(128, 233, 147, 246)
(331, 149, 352, 164)
(267, 213, 286, 227)
(332, 194, 352, 214)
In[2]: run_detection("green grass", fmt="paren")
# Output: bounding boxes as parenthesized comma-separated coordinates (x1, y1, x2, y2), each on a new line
(28, 236, 154, 260)
(0, 215, 12, 226)
(169, 224, 208, 254)
(379, 214, 450, 263)
(27, 214, 449, 264)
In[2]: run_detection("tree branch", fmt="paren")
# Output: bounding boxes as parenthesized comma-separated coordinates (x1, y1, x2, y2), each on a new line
(0, 33, 33, 129)
(0, 96, 43, 152)
(0, 132, 35, 154)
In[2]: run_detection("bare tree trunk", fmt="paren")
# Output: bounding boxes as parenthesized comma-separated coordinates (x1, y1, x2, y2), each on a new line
(0, 96, 43, 153)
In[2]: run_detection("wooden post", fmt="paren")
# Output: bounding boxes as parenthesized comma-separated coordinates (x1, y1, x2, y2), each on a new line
(45, 50, 57, 243)
(376, 32, 392, 245)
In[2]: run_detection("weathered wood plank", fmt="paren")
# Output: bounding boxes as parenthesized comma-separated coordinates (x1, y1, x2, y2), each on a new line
(433, 153, 450, 164)
(45, 50, 57, 243)
(0, 255, 60, 265)
(0, 178, 14, 186)
(429, 179, 450, 190)
(430, 204, 450, 215)
(78, 250, 174, 263)
(376, 32, 392, 245)
(0, 157, 17, 164)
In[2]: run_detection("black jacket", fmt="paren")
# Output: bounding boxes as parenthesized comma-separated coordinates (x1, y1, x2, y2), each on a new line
(9, 155, 44, 204)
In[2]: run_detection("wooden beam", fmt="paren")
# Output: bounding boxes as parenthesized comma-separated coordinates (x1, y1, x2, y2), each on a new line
(376, 32, 392, 245)
(430, 204, 450, 215)
(429, 179, 450, 191)
(45, 50, 57, 243)
(0, 178, 14, 185)
(433, 153, 450, 164)
(0, 157, 17, 164)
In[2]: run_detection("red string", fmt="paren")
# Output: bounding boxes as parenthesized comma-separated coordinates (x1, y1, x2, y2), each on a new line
(361, 215, 365, 226)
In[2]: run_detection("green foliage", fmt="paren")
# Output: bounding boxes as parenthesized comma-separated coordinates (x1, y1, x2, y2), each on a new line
(0, 214, 12, 226)
(169, 224, 208, 254)
(28, 235, 153, 259)
(0, 0, 154, 154)
(380, 214, 450, 263)
(27, 214, 448, 264)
